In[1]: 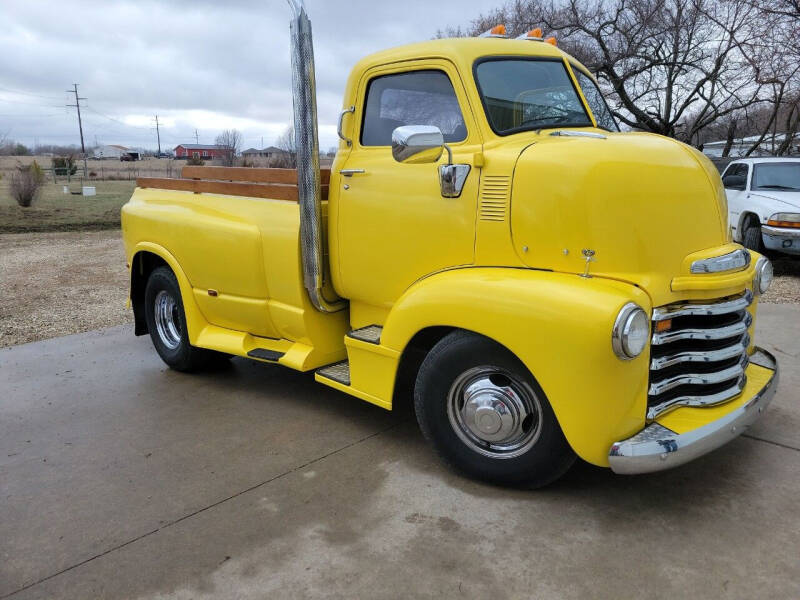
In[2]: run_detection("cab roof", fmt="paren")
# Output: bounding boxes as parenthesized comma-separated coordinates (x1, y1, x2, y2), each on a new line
(351, 36, 582, 77)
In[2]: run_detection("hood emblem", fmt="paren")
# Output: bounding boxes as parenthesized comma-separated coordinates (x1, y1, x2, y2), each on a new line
(580, 249, 596, 278)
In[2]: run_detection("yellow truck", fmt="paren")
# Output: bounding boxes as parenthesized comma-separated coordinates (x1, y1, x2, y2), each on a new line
(121, 2, 779, 487)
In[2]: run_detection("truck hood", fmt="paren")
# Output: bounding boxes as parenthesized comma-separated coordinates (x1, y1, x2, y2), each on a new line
(749, 191, 800, 211)
(510, 132, 730, 304)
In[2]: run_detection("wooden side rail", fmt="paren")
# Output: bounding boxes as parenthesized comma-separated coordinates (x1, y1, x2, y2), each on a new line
(181, 166, 331, 185)
(136, 177, 329, 201)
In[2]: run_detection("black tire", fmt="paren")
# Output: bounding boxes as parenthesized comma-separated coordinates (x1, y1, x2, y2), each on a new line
(144, 266, 225, 372)
(742, 218, 762, 252)
(414, 331, 576, 489)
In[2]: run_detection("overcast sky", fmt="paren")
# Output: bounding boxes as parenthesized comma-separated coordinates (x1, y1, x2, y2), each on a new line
(0, 0, 494, 152)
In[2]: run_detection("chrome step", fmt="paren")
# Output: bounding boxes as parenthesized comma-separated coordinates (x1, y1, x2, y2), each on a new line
(347, 324, 383, 344)
(317, 361, 351, 385)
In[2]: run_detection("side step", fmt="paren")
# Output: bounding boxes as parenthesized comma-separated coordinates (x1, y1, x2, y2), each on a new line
(316, 360, 351, 385)
(247, 348, 284, 362)
(346, 324, 382, 344)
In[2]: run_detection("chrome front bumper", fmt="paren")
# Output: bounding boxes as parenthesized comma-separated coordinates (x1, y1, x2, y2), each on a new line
(608, 347, 779, 475)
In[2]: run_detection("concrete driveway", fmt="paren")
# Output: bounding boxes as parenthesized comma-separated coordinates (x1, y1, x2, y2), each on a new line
(2, 304, 799, 599)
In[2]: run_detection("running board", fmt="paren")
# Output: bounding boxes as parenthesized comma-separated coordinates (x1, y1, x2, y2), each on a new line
(347, 324, 382, 344)
(316, 360, 351, 385)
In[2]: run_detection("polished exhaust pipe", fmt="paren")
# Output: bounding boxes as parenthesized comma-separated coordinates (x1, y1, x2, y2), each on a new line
(286, 0, 345, 312)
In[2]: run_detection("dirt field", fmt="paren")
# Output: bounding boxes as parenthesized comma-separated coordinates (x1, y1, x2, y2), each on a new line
(1, 229, 798, 348)
(0, 230, 132, 346)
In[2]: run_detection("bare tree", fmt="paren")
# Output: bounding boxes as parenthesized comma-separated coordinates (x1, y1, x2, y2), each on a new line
(273, 125, 297, 168)
(214, 129, 242, 167)
(446, 0, 781, 146)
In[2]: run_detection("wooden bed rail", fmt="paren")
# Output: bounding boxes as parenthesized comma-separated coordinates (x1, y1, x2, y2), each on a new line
(136, 166, 331, 201)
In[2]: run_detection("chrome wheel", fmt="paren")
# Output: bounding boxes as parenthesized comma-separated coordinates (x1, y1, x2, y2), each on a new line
(153, 290, 181, 350)
(446, 367, 542, 459)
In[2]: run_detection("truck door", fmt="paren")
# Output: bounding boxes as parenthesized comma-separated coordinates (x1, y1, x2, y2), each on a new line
(722, 162, 749, 240)
(335, 61, 481, 310)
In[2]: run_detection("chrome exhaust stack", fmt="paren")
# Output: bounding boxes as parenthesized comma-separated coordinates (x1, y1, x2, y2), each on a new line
(286, 0, 345, 312)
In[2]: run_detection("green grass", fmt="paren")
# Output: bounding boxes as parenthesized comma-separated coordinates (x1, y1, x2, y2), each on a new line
(0, 180, 136, 233)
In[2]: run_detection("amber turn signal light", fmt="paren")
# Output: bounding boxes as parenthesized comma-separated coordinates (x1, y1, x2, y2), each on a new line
(655, 319, 672, 333)
(544, 36, 557, 46)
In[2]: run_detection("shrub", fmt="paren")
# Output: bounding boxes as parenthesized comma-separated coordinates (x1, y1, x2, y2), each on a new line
(89, 171, 97, 177)
(186, 155, 205, 166)
(10, 161, 45, 207)
(52, 155, 78, 176)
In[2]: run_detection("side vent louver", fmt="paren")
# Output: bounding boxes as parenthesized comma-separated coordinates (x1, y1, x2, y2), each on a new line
(480, 175, 510, 222)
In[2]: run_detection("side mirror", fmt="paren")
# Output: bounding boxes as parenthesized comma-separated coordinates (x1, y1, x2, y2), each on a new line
(722, 174, 746, 190)
(392, 125, 444, 164)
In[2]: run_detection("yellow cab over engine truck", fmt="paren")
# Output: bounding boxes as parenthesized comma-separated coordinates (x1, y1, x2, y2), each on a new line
(122, 2, 779, 487)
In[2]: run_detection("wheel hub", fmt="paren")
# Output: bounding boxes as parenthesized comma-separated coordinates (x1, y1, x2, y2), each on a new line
(154, 290, 181, 350)
(446, 368, 542, 459)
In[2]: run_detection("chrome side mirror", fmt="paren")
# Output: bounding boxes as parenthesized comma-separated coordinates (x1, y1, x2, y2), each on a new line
(392, 125, 444, 164)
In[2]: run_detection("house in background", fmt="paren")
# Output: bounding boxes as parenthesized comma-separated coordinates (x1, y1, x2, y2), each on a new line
(702, 132, 800, 158)
(174, 144, 227, 160)
(241, 146, 283, 160)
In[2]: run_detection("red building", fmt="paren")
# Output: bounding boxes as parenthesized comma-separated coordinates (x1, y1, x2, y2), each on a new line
(174, 144, 227, 159)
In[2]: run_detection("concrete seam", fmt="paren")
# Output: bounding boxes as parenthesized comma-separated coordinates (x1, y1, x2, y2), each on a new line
(1, 420, 406, 599)
(742, 433, 800, 452)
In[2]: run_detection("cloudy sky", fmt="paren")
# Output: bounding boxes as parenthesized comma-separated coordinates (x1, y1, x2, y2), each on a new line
(0, 0, 494, 152)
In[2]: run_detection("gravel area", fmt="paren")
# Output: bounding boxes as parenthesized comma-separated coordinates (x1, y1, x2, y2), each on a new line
(0, 230, 132, 347)
(0, 230, 797, 347)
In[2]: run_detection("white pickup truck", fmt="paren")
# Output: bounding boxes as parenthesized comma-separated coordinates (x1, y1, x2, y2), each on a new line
(722, 157, 800, 255)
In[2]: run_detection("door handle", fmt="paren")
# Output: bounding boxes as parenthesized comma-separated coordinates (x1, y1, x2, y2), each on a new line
(340, 169, 365, 177)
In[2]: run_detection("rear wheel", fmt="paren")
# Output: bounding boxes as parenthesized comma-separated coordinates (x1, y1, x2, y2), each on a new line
(144, 266, 227, 372)
(742, 217, 763, 252)
(414, 331, 576, 488)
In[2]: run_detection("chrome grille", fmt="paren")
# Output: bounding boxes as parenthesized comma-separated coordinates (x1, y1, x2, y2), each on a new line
(647, 290, 753, 419)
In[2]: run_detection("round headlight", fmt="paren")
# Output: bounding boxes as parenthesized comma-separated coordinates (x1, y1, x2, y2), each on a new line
(754, 256, 773, 295)
(612, 303, 649, 360)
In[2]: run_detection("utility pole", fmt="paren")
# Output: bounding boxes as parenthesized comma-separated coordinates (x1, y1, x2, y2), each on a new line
(194, 129, 199, 144)
(154, 115, 162, 156)
(66, 83, 88, 176)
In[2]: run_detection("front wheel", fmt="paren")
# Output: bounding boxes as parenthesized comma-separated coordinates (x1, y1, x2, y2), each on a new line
(144, 266, 227, 372)
(743, 217, 763, 252)
(414, 331, 576, 488)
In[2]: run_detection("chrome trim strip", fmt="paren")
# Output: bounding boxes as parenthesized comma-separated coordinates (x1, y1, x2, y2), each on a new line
(647, 375, 746, 420)
(648, 355, 748, 396)
(549, 130, 607, 139)
(651, 312, 752, 344)
(652, 290, 752, 321)
(762, 225, 800, 238)
(690, 248, 751, 274)
(650, 335, 749, 370)
(609, 348, 778, 475)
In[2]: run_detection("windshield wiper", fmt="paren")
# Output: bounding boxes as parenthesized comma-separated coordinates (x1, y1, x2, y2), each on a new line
(756, 184, 800, 191)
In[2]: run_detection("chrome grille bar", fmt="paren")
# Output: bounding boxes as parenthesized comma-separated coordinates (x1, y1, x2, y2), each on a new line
(647, 376, 747, 420)
(652, 290, 752, 321)
(652, 312, 752, 345)
(648, 355, 748, 396)
(650, 335, 749, 370)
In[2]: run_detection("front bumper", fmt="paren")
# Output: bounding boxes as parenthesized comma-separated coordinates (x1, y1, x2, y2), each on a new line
(762, 225, 800, 255)
(608, 347, 778, 475)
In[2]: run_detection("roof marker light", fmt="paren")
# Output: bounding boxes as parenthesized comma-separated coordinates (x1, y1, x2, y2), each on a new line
(544, 36, 557, 46)
(479, 24, 507, 38)
(516, 28, 543, 40)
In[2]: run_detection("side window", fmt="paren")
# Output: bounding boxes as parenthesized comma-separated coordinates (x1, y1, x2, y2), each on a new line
(722, 163, 748, 191)
(361, 70, 467, 146)
(572, 68, 619, 131)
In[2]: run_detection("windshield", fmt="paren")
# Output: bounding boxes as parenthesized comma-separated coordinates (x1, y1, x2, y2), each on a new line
(572, 68, 619, 131)
(474, 58, 592, 135)
(752, 162, 800, 192)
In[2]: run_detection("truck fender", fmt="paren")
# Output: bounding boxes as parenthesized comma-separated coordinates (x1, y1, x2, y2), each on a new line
(129, 241, 208, 344)
(381, 267, 652, 466)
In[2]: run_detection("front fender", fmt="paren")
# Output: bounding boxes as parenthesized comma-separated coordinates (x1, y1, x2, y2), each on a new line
(381, 267, 652, 466)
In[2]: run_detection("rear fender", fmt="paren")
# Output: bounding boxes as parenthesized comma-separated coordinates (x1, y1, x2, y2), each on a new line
(129, 241, 208, 344)
(381, 267, 652, 466)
